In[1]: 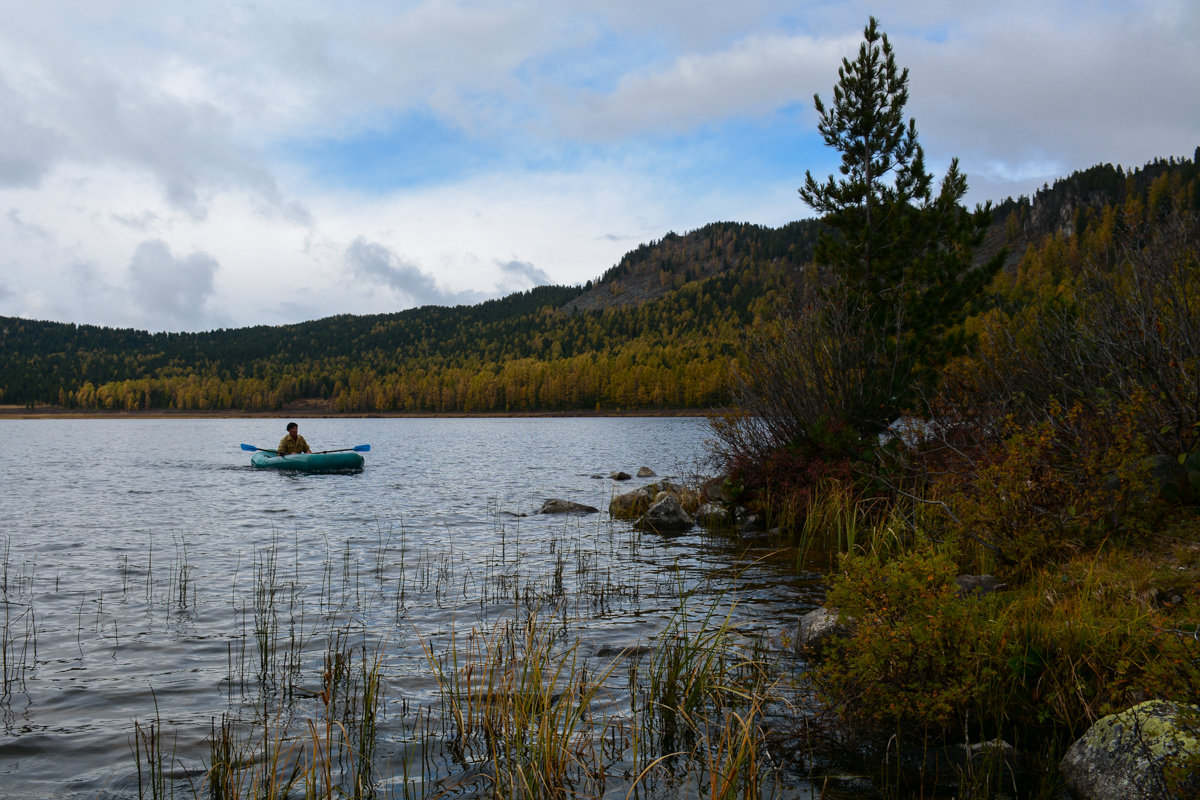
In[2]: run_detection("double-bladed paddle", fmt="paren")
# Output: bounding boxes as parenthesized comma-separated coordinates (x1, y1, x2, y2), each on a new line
(240, 443, 370, 454)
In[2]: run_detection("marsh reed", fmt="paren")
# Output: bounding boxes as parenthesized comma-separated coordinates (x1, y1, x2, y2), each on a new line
(0, 535, 38, 699)
(1, 512, 803, 799)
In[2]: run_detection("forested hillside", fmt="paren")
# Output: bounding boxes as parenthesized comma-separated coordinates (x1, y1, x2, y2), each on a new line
(1, 154, 1195, 414)
(0, 221, 813, 412)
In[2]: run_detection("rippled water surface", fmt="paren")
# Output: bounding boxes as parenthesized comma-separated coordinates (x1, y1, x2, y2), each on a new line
(0, 417, 823, 799)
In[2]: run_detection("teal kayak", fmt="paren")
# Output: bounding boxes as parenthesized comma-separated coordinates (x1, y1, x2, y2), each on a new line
(250, 450, 364, 473)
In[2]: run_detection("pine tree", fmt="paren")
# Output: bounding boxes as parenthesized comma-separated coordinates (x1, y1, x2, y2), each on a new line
(798, 16, 999, 424)
(799, 16, 927, 298)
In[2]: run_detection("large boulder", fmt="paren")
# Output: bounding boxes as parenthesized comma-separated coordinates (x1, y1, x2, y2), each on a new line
(1060, 700, 1200, 800)
(653, 481, 700, 514)
(611, 480, 701, 521)
(537, 499, 599, 515)
(636, 495, 694, 534)
(610, 486, 655, 520)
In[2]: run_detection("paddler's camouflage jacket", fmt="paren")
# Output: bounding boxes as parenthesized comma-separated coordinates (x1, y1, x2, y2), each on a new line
(276, 434, 311, 455)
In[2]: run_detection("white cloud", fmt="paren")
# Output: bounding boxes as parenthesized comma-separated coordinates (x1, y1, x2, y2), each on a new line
(0, 73, 64, 187)
(557, 32, 847, 139)
(895, 1, 1200, 200)
(345, 237, 485, 306)
(0, 0, 1195, 332)
(127, 239, 220, 329)
(497, 259, 552, 292)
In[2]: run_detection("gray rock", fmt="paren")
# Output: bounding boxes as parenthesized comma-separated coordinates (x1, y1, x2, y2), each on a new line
(636, 495, 694, 534)
(636, 466, 656, 477)
(594, 644, 654, 659)
(738, 512, 766, 532)
(612, 480, 702, 522)
(655, 479, 687, 495)
(795, 607, 849, 655)
(1060, 700, 1200, 800)
(610, 486, 654, 520)
(897, 738, 1021, 793)
(694, 502, 732, 530)
(702, 475, 737, 503)
(537, 499, 600, 515)
(610, 471, 632, 481)
(954, 574, 1006, 598)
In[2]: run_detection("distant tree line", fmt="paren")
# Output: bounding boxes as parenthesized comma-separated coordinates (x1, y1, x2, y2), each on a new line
(1, 238, 806, 412)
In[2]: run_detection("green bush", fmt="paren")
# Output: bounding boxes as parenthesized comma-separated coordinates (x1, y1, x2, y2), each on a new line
(815, 547, 995, 735)
(937, 397, 1160, 579)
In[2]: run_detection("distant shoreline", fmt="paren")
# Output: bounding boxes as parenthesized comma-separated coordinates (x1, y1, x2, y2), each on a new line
(0, 404, 711, 420)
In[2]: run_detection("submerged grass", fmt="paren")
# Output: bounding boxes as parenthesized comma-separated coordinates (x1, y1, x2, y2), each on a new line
(422, 608, 620, 799)
(638, 586, 781, 800)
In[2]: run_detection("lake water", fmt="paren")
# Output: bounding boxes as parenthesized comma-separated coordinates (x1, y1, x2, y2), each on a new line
(0, 417, 825, 799)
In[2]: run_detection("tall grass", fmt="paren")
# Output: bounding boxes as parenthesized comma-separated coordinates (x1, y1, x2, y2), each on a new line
(788, 478, 926, 570)
(115, 514, 809, 800)
(135, 632, 386, 800)
(792, 479, 868, 568)
(0, 535, 37, 699)
(421, 608, 620, 799)
(132, 691, 172, 800)
(633, 584, 781, 800)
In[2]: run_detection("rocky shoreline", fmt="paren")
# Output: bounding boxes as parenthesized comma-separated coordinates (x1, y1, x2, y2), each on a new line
(541, 467, 1200, 799)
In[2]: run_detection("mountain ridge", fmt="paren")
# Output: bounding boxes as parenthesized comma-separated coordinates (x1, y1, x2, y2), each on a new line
(2, 152, 1196, 412)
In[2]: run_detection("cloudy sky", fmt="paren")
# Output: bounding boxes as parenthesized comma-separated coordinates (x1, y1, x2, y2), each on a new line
(1, 1, 1196, 332)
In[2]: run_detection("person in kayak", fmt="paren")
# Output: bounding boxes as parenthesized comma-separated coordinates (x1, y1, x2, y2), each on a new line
(277, 422, 312, 455)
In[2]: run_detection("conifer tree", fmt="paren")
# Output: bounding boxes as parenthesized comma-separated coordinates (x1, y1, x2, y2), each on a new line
(799, 17, 1000, 423)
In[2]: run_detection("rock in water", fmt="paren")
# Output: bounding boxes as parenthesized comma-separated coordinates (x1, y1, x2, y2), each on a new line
(795, 607, 849, 656)
(1060, 700, 1200, 800)
(537, 499, 600, 515)
(636, 495, 694, 534)
(694, 502, 732, 530)
(610, 487, 654, 520)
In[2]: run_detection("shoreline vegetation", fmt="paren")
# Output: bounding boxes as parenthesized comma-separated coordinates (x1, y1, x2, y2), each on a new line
(695, 17, 1200, 800)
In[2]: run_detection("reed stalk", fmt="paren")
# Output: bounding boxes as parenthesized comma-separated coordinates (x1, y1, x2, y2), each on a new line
(109, 517, 802, 800)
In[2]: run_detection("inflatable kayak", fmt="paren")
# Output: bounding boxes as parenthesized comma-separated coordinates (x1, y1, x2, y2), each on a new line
(250, 450, 365, 473)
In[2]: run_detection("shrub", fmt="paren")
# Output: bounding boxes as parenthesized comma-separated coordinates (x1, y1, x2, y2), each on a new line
(815, 547, 995, 735)
(708, 282, 906, 480)
(934, 397, 1160, 579)
(960, 206, 1200, 465)
(992, 553, 1200, 734)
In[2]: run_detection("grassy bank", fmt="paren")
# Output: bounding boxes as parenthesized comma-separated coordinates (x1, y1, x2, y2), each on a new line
(748, 474, 1200, 798)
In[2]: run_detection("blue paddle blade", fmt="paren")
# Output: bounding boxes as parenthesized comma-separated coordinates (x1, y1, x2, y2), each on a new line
(240, 443, 258, 451)
(354, 444, 371, 452)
